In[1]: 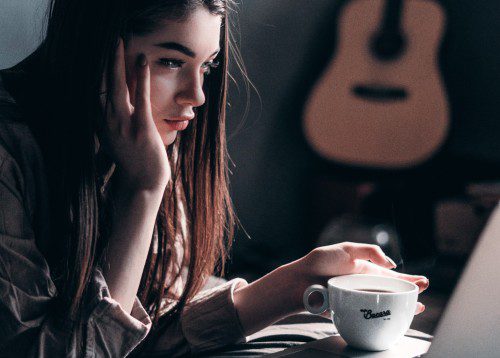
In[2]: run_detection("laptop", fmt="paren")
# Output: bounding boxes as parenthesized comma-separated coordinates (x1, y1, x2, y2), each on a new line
(273, 203, 500, 357)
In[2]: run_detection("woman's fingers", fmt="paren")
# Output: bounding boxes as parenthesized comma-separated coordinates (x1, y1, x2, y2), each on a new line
(391, 271, 429, 293)
(345, 243, 428, 287)
(395, 274, 430, 293)
(111, 38, 132, 118)
(343, 242, 397, 269)
(355, 260, 396, 277)
(415, 302, 426, 315)
(133, 53, 154, 130)
(355, 261, 430, 293)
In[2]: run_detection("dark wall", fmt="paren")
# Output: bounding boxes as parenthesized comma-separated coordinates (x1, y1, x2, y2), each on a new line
(225, 0, 500, 279)
(439, 0, 500, 163)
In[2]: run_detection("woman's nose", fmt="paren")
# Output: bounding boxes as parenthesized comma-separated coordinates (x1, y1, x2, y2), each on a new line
(176, 74, 206, 108)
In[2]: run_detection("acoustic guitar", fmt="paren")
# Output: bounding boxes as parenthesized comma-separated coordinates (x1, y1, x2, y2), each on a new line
(303, 0, 449, 168)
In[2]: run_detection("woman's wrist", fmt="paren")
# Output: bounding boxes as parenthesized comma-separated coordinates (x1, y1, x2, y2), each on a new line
(233, 257, 312, 336)
(286, 254, 321, 312)
(263, 259, 307, 315)
(113, 168, 167, 199)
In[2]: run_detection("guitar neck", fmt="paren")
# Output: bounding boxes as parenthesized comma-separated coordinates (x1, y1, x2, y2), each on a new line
(380, 0, 404, 34)
(371, 0, 407, 61)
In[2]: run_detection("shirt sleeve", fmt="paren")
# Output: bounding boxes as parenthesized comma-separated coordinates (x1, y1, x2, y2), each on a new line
(151, 278, 249, 357)
(0, 154, 152, 357)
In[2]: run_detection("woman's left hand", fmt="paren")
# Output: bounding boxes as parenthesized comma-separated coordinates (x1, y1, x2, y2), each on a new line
(297, 242, 429, 315)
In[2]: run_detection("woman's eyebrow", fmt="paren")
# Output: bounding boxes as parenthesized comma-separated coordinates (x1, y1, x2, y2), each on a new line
(154, 41, 220, 58)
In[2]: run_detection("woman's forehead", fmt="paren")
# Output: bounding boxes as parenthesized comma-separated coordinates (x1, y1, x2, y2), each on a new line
(143, 8, 222, 57)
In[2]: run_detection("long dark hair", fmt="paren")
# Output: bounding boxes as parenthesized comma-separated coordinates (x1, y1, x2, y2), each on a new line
(1, 0, 242, 354)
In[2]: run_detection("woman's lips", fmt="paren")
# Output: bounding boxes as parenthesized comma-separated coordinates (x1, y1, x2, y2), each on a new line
(163, 119, 189, 131)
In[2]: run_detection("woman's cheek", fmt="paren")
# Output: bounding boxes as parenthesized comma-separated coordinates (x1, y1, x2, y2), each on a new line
(150, 74, 176, 113)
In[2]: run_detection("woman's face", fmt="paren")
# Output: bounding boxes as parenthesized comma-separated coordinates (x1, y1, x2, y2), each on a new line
(125, 7, 222, 145)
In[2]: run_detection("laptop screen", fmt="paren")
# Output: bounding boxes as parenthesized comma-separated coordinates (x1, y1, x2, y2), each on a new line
(427, 203, 500, 357)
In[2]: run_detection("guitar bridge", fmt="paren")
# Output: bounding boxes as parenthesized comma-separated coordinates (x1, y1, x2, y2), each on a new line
(352, 85, 408, 102)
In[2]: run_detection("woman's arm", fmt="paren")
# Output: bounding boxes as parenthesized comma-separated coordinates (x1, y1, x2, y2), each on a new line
(151, 278, 248, 357)
(0, 152, 152, 356)
(233, 243, 430, 336)
(0, 40, 165, 357)
(101, 183, 164, 314)
(232, 259, 305, 335)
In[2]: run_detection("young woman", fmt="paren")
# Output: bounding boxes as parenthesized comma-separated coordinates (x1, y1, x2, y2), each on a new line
(0, 0, 429, 356)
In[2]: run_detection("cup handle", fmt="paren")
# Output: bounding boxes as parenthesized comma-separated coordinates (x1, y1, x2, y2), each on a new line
(303, 284, 329, 315)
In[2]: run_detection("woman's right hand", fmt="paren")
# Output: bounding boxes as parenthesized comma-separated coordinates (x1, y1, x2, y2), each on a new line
(101, 39, 171, 192)
(296, 242, 429, 315)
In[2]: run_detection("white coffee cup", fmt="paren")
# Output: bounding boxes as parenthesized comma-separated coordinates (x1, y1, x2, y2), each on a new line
(303, 274, 418, 351)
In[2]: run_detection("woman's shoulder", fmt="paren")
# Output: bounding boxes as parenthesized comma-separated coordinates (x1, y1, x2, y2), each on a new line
(0, 74, 46, 206)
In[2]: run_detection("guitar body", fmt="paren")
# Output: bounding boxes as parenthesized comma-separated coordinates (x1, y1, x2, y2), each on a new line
(303, 0, 449, 168)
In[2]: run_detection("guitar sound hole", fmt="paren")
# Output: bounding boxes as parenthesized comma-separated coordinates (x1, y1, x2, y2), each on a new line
(370, 32, 407, 61)
(352, 85, 408, 102)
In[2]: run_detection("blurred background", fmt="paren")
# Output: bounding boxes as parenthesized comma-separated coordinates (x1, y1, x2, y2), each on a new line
(224, 0, 500, 334)
(2, 0, 500, 336)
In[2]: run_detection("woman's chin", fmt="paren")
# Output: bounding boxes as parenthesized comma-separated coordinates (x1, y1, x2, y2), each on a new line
(162, 132, 178, 146)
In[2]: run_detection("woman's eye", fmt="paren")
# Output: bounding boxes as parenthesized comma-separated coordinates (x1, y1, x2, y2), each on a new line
(202, 60, 220, 76)
(158, 59, 184, 69)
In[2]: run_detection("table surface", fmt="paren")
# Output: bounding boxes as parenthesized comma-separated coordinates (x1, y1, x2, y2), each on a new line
(195, 314, 433, 357)
(267, 330, 432, 357)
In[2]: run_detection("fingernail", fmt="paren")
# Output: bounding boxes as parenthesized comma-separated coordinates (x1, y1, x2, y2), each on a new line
(385, 256, 397, 268)
(137, 54, 147, 67)
(417, 278, 430, 289)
